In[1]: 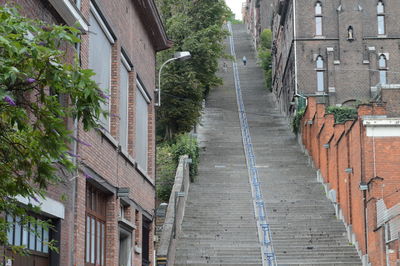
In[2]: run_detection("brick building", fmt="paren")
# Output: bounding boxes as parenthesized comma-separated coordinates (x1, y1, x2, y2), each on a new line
(271, 0, 400, 116)
(243, 0, 273, 49)
(1, 0, 171, 266)
(300, 96, 400, 266)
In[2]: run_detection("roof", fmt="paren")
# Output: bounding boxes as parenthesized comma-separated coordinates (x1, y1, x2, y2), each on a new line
(133, 0, 173, 51)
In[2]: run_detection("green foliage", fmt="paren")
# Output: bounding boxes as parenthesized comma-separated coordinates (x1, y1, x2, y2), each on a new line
(260, 29, 272, 50)
(257, 29, 272, 91)
(156, 134, 199, 202)
(156, 144, 176, 202)
(226, 9, 242, 24)
(171, 134, 199, 179)
(292, 109, 305, 134)
(0, 6, 105, 250)
(326, 106, 358, 123)
(156, 0, 230, 140)
(258, 49, 272, 71)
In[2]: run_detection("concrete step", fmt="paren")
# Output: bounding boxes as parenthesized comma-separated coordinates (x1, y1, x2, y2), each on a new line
(172, 24, 361, 266)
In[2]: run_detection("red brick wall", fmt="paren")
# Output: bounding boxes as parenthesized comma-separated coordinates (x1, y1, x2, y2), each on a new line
(76, 0, 158, 265)
(320, 114, 334, 183)
(299, 97, 400, 265)
(1, 0, 161, 265)
(0, 1, 77, 265)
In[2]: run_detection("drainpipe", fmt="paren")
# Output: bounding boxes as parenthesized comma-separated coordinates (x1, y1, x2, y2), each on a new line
(292, 0, 307, 108)
(70, 40, 81, 266)
(360, 118, 368, 263)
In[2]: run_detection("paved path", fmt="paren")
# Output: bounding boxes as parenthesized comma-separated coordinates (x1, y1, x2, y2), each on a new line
(175, 24, 362, 266)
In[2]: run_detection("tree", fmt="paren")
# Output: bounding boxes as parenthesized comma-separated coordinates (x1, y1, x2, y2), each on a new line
(156, 0, 230, 140)
(258, 29, 273, 91)
(0, 6, 106, 251)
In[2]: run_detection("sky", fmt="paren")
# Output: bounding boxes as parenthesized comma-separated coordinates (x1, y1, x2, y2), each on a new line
(225, 0, 243, 20)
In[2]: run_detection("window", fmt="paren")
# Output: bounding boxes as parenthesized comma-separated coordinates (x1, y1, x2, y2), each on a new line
(378, 54, 387, 85)
(6, 215, 51, 254)
(315, 2, 322, 15)
(377, 1, 385, 35)
(315, 2, 323, 36)
(119, 228, 132, 266)
(142, 216, 151, 266)
(88, 9, 113, 131)
(316, 56, 325, 91)
(85, 184, 107, 266)
(135, 79, 150, 171)
(347, 26, 354, 40)
(119, 56, 130, 151)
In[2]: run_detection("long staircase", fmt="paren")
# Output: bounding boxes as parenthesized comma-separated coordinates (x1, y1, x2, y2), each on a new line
(174, 24, 362, 266)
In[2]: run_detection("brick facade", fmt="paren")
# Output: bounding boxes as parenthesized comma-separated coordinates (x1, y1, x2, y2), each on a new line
(300, 96, 400, 266)
(270, 0, 400, 116)
(243, 0, 273, 49)
(0, 0, 170, 265)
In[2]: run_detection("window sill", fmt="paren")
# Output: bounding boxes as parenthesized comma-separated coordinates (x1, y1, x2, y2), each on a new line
(48, 0, 88, 32)
(118, 217, 136, 231)
(119, 147, 136, 167)
(313, 35, 326, 39)
(99, 128, 119, 148)
(136, 164, 155, 187)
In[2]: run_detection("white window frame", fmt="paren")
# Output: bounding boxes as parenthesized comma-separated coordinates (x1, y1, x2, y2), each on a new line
(378, 54, 388, 85)
(119, 53, 132, 151)
(315, 2, 323, 36)
(135, 79, 150, 171)
(377, 1, 385, 35)
(48, 0, 88, 31)
(316, 56, 325, 92)
(88, 3, 115, 132)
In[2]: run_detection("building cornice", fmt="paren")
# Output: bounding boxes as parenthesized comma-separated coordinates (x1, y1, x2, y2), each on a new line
(133, 0, 173, 51)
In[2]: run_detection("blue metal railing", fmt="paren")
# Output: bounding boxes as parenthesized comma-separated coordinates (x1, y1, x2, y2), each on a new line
(227, 22, 277, 266)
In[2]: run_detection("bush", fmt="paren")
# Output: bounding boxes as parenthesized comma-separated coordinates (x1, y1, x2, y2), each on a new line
(326, 106, 357, 123)
(156, 133, 200, 202)
(258, 29, 272, 91)
(156, 144, 177, 202)
(292, 109, 305, 135)
(172, 134, 199, 180)
(260, 29, 272, 50)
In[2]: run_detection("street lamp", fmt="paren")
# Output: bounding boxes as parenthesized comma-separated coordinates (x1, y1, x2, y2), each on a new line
(155, 51, 191, 106)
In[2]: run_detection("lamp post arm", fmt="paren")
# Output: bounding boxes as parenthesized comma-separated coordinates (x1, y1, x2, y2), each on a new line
(157, 57, 178, 106)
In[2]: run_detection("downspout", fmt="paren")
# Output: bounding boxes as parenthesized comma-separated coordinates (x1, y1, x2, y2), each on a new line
(360, 118, 368, 263)
(70, 2, 82, 263)
(70, 40, 81, 266)
(292, 0, 307, 108)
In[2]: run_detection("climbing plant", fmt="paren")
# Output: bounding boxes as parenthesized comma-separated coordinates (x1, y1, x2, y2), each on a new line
(292, 109, 305, 135)
(156, 134, 199, 202)
(326, 106, 358, 123)
(0, 6, 106, 251)
(258, 29, 272, 91)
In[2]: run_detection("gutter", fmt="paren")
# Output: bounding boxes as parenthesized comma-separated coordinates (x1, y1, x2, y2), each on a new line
(292, 0, 306, 107)
(70, 40, 81, 266)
